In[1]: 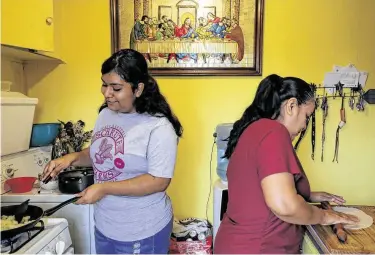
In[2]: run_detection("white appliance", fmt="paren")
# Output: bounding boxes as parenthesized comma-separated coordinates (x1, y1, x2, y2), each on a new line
(0, 218, 73, 254)
(212, 179, 228, 240)
(1, 147, 96, 254)
(0, 91, 38, 156)
(214, 123, 233, 184)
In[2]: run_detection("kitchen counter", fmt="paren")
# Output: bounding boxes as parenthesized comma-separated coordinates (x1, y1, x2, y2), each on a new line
(1, 188, 76, 203)
(305, 206, 375, 254)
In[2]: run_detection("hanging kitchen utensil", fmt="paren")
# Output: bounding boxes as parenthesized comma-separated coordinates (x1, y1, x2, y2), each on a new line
(349, 89, 355, 110)
(316, 95, 321, 108)
(310, 84, 317, 160)
(294, 85, 314, 152)
(311, 109, 316, 160)
(321, 95, 329, 162)
(294, 128, 306, 151)
(332, 95, 346, 163)
(333, 83, 344, 99)
(356, 90, 365, 111)
(294, 83, 317, 155)
(363, 89, 375, 104)
(338, 83, 344, 97)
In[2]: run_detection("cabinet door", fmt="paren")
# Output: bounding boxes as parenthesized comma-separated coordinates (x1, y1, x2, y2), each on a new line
(1, 0, 54, 52)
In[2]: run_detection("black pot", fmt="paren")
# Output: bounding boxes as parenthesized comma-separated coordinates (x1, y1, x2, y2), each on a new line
(58, 168, 94, 194)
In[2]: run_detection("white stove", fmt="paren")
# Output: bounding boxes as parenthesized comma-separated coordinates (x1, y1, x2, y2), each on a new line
(1, 218, 73, 254)
(1, 147, 95, 254)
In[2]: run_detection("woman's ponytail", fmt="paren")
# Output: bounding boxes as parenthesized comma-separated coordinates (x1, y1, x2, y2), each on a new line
(224, 74, 284, 159)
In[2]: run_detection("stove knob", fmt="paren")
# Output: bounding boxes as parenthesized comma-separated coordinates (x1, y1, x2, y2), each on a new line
(56, 240, 66, 255)
(3, 166, 16, 178)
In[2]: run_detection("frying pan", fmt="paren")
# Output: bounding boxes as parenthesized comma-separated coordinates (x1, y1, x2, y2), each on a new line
(1, 196, 79, 240)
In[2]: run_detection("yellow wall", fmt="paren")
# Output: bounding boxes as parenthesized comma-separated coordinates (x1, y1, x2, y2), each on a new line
(25, 0, 375, 221)
(1, 57, 27, 94)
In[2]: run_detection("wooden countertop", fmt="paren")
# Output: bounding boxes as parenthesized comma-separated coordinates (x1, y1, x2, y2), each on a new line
(307, 205, 375, 254)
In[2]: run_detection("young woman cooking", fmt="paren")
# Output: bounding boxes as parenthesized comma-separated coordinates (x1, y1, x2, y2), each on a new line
(43, 49, 182, 254)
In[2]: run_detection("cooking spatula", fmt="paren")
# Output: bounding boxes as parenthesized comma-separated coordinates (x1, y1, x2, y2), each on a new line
(14, 199, 30, 223)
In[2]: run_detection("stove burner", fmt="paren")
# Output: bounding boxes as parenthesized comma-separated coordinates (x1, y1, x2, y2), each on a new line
(0, 220, 45, 254)
(1, 235, 19, 253)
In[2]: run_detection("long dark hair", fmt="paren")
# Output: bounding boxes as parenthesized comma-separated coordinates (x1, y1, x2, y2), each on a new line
(224, 74, 314, 159)
(99, 49, 183, 137)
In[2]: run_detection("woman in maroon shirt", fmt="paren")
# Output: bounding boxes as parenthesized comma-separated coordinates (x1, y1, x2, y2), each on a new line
(214, 74, 358, 254)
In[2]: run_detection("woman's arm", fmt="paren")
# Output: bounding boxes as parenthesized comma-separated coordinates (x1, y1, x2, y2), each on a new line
(261, 172, 325, 225)
(102, 121, 178, 197)
(43, 147, 92, 181)
(71, 147, 92, 167)
(102, 174, 170, 196)
(256, 127, 325, 225)
(261, 173, 358, 226)
(309, 191, 345, 204)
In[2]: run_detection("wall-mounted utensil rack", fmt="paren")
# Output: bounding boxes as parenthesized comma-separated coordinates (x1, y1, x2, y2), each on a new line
(294, 83, 375, 163)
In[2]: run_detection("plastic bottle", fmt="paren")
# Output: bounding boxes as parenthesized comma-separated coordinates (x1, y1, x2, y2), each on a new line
(215, 123, 233, 184)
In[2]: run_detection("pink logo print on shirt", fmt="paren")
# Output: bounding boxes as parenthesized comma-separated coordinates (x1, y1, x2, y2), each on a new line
(91, 126, 125, 156)
(114, 158, 125, 169)
(94, 166, 122, 182)
(95, 138, 113, 164)
(91, 125, 125, 182)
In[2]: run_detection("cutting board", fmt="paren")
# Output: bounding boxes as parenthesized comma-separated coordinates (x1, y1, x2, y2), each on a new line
(309, 206, 375, 254)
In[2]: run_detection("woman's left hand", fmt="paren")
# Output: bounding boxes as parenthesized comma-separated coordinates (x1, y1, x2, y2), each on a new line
(309, 191, 346, 205)
(75, 184, 107, 205)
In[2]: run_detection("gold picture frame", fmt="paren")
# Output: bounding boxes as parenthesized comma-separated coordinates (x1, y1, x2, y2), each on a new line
(110, 0, 264, 76)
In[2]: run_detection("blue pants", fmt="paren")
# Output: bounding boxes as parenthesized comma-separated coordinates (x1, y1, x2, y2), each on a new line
(95, 218, 173, 254)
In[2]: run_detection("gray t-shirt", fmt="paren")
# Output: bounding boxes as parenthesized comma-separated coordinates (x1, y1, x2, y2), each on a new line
(89, 108, 178, 242)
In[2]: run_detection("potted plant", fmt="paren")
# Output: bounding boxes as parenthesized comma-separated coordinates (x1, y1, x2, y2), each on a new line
(51, 120, 93, 170)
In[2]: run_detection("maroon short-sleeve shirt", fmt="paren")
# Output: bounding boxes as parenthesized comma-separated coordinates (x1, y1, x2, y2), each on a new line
(214, 119, 311, 254)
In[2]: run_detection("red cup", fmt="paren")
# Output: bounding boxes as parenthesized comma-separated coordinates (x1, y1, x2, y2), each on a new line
(4, 177, 37, 193)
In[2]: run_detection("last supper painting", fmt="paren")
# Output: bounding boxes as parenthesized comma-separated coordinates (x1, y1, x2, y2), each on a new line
(110, 0, 264, 76)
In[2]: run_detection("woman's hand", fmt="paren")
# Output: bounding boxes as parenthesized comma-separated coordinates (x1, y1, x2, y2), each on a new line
(42, 153, 77, 181)
(75, 184, 107, 205)
(321, 209, 359, 226)
(310, 192, 346, 205)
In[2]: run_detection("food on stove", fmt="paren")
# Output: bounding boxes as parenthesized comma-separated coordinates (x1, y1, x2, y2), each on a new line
(333, 206, 374, 230)
(0, 215, 33, 230)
